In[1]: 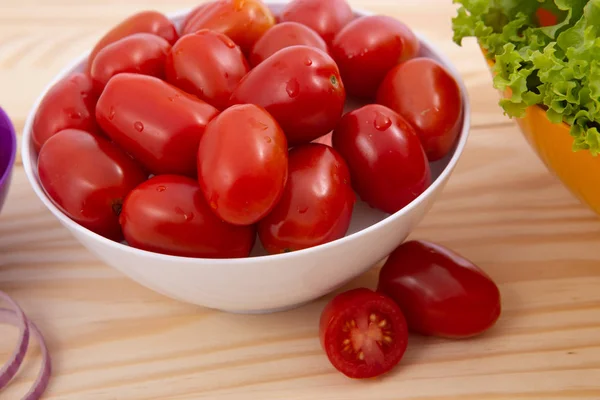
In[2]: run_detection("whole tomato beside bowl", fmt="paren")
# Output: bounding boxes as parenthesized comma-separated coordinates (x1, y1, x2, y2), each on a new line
(21, 1, 471, 313)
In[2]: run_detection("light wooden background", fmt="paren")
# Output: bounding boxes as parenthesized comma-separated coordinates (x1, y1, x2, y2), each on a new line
(1, 0, 600, 399)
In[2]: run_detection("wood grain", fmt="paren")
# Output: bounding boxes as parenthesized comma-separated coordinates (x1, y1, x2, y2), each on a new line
(1, 0, 600, 399)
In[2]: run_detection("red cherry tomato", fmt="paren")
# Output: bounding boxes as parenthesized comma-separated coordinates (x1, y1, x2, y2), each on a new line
(166, 29, 249, 110)
(280, 0, 354, 44)
(120, 175, 255, 258)
(181, 1, 215, 33)
(230, 46, 345, 146)
(37, 129, 147, 241)
(197, 104, 288, 226)
(32, 73, 99, 153)
(182, 0, 275, 55)
(331, 16, 420, 99)
(87, 11, 178, 72)
(377, 240, 502, 338)
(96, 73, 219, 177)
(377, 57, 463, 161)
(90, 33, 171, 94)
(536, 8, 558, 26)
(319, 288, 408, 379)
(332, 104, 431, 214)
(249, 21, 328, 67)
(258, 144, 355, 254)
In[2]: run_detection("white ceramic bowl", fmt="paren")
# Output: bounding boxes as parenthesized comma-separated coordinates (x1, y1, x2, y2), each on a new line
(22, 1, 471, 313)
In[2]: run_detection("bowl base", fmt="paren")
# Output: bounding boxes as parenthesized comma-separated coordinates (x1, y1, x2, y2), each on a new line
(217, 299, 314, 315)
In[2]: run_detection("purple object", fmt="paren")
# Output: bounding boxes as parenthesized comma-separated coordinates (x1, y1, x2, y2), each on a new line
(0, 107, 17, 212)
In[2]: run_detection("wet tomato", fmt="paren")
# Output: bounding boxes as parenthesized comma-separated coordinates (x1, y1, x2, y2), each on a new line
(32, 73, 99, 153)
(331, 16, 420, 99)
(90, 33, 171, 94)
(258, 144, 355, 254)
(87, 11, 178, 72)
(96, 73, 219, 177)
(377, 240, 502, 338)
(120, 175, 255, 258)
(230, 45, 345, 146)
(377, 57, 463, 161)
(319, 288, 409, 379)
(166, 29, 249, 110)
(249, 21, 328, 67)
(332, 104, 431, 214)
(197, 104, 288, 226)
(182, 0, 275, 55)
(280, 0, 354, 44)
(37, 129, 147, 241)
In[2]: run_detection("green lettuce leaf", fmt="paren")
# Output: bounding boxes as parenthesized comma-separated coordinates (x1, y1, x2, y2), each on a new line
(452, 0, 600, 155)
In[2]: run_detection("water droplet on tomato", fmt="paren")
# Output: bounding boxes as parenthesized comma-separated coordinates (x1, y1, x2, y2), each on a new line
(210, 201, 218, 210)
(134, 121, 144, 132)
(108, 107, 116, 121)
(168, 96, 175, 102)
(297, 206, 308, 214)
(217, 34, 236, 48)
(249, 117, 269, 131)
(175, 49, 184, 56)
(304, 58, 312, 66)
(374, 112, 392, 131)
(156, 185, 166, 192)
(286, 79, 300, 98)
(224, 72, 229, 78)
(265, 136, 272, 143)
(68, 109, 82, 120)
(234, 0, 246, 11)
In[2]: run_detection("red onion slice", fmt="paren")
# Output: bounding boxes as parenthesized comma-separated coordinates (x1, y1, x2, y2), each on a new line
(0, 291, 30, 390)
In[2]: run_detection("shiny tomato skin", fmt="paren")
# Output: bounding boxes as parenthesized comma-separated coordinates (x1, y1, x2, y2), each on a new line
(258, 144, 355, 254)
(376, 57, 463, 161)
(182, 0, 275, 55)
(332, 104, 431, 214)
(181, 1, 215, 34)
(230, 45, 345, 146)
(197, 104, 288, 226)
(165, 29, 250, 111)
(536, 8, 558, 26)
(319, 288, 409, 379)
(96, 73, 219, 177)
(87, 11, 178, 72)
(32, 73, 99, 153)
(280, 0, 354, 44)
(249, 21, 328, 67)
(90, 33, 171, 94)
(37, 129, 147, 241)
(331, 16, 420, 99)
(377, 240, 502, 338)
(120, 175, 255, 258)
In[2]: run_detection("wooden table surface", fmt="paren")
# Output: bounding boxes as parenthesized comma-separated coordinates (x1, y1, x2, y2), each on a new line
(2, 0, 600, 399)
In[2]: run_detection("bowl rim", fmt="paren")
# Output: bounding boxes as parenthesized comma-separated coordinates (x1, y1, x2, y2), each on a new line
(21, 3, 472, 265)
(0, 106, 17, 190)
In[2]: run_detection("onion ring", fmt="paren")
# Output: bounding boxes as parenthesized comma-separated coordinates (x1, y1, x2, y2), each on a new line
(0, 291, 30, 390)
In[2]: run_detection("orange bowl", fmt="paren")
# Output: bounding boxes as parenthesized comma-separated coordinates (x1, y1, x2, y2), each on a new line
(484, 52, 600, 215)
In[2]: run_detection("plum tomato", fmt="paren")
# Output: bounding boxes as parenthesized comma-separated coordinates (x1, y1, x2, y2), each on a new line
(257, 144, 355, 254)
(87, 11, 178, 72)
(32, 73, 99, 153)
(376, 57, 463, 161)
(197, 104, 288, 226)
(377, 240, 502, 338)
(230, 45, 345, 146)
(120, 175, 255, 258)
(166, 29, 250, 111)
(331, 16, 420, 99)
(280, 0, 354, 44)
(319, 288, 409, 379)
(96, 73, 219, 177)
(249, 21, 329, 67)
(182, 0, 275, 55)
(332, 104, 431, 214)
(181, 1, 215, 34)
(90, 33, 171, 94)
(37, 129, 147, 241)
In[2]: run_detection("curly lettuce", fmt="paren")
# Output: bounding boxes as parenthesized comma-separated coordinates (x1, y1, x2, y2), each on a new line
(452, 0, 600, 155)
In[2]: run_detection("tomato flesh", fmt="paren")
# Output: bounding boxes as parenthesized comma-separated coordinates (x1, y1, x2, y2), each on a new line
(90, 33, 171, 94)
(166, 29, 249, 110)
(319, 288, 408, 379)
(120, 175, 255, 258)
(257, 143, 355, 254)
(376, 57, 463, 161)
(377, 240, 502, 338)
(37, 129, 147, 241)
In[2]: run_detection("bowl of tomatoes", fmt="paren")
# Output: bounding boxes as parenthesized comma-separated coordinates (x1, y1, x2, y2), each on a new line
(21, 0, 470, 313)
